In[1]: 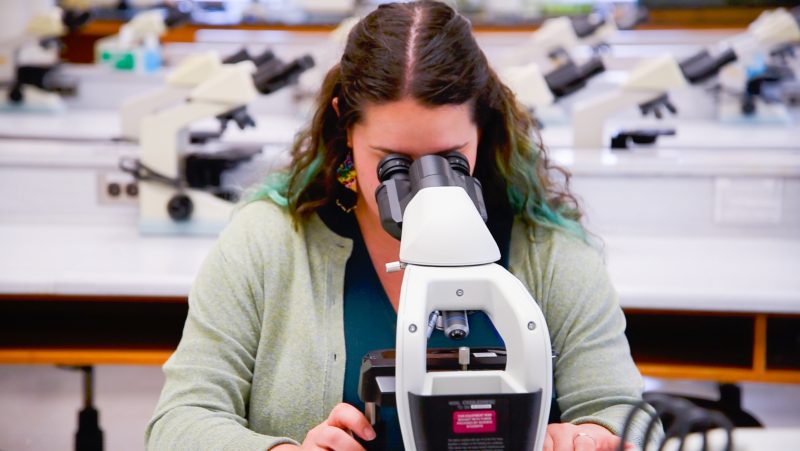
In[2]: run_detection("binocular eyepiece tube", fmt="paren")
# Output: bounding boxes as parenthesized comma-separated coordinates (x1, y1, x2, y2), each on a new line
(375, 151, 486, 241)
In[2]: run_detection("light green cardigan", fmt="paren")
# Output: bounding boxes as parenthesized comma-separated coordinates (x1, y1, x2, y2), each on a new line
(146, 200, 659, 450)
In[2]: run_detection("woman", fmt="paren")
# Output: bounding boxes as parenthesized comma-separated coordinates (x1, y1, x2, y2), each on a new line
(146, 2, 659, 450)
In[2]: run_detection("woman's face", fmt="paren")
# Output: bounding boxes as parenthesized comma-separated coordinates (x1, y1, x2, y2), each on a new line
(349, 98, 479, 224)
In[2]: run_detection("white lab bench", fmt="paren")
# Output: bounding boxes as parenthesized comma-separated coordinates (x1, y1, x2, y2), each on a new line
(0, 215, 798, 382)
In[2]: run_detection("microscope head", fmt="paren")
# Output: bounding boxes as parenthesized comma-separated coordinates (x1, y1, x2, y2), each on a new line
(727, 8, 800, 64)
(622, 55, 688, 92)
(119, 10, 166, 46)
(166, 52, 223, 87)
(26, 8, 67, 39)
(375, 153, 498, 266)
(189, 60, 259, 106)
(60, 0, 94, 32)
(223, 48, 275, 66)
(570, 13, 618, 50)
(252, 54, 315, 95)
(499, 62, 554, 108)
(163, 4, 192, 29)
(530, 17, 580, 56)
(679, 48, 738, 84)
(749, 8, 800, 48)
(544, 56, 606, 98)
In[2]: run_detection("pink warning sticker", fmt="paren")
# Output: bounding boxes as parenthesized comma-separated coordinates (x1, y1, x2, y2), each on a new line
(452, 410, 497, 434)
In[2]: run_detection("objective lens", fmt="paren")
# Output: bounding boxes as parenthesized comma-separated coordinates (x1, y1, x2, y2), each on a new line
(442, 310, 469, 340)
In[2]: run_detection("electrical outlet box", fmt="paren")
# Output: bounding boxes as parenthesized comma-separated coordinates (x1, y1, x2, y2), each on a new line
(97, 171, 138, 205)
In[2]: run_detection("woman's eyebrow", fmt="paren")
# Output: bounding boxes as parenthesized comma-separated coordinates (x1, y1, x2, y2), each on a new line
(369, 142, 468, 154)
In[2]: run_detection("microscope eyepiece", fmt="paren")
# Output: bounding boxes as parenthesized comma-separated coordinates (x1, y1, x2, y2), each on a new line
(377, 154, 412, 182)
(375, 152, 487, 240)
(443, 152, 470, 176)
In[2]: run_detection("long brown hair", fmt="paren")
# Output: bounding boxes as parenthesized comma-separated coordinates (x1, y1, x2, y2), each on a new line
(251, 1, 583, 236)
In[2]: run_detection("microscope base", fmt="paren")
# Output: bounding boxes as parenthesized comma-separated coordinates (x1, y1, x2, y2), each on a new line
(407, 390, 543, 451)
(139, 218, 230, 236)
(0, 86, 66, 112)
(717, 98, 792, 124)
(138, 184, 235, 236)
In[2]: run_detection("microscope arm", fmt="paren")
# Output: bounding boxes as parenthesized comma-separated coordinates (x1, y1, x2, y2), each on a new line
(120, 87, 190, 140)
(120, 52, 223, 141)
(133, 61, 259, 230)
(572, 55, 686, 150)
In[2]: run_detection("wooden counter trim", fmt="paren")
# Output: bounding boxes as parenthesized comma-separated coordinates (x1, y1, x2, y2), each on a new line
(642, 7, 769, 30)
(753, 313, 768, 375)
(637, 363, 800, 384)
(2, 350, 799, 384)
(0, 349, 172, 365)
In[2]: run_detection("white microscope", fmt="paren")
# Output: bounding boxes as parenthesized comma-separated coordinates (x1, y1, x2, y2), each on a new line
(571, 55, 688, 150)
(678, 8, 800, 121)
(499, 15, 615, 124)
(0, 1, 76, 110)
(95, 9, 166, 73)
(119, 47, 276, 142)
(119, 51, 222, 141)
(528, 15, 612, 98)
(125, 52, 314, 235)
(716, 8, 800, 121)
(125, 61, 259, 235)
(358, 153, 552, 450)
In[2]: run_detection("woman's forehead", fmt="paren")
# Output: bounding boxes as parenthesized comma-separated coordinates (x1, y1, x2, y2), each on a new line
(356, 99, 477, 154)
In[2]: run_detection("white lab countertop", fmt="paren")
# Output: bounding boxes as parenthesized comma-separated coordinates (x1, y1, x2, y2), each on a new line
(1, 222, 798, 314)
(539, 119, 800, 151)
(0, 223, 214, 298)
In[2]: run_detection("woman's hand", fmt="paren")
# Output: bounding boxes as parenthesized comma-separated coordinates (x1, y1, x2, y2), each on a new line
(272, 403, 375, 451)
(544, 423, 635, 451)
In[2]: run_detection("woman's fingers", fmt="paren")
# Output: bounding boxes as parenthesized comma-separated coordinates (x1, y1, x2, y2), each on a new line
(326, 403, 376, 441)
(545, 422, 631, 451)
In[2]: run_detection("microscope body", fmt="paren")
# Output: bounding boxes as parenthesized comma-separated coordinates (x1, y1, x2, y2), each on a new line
(136, 61, 260, 235)
(120, 52, 223, 141)
(130, 50, 313, 235)
(499, 15, 613, 123)
(0, 2, 73, 110)
(572, 55, 687, 150)
(372, 154, 552, 450)
(716, 8, 800, 121)
(395, 231, 553, 451)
